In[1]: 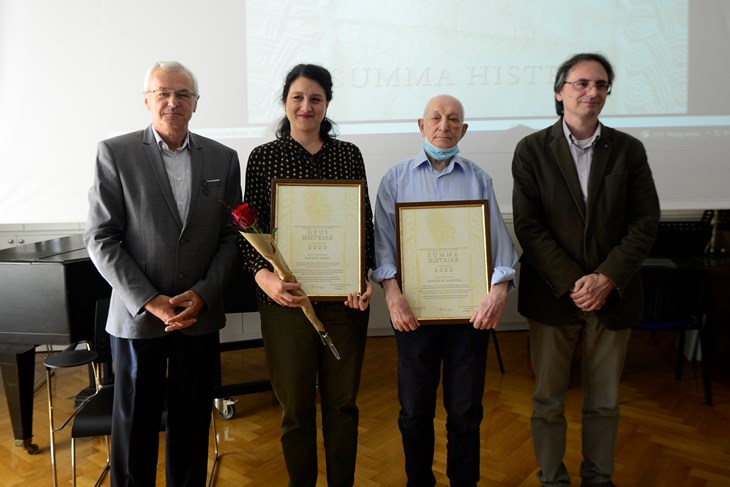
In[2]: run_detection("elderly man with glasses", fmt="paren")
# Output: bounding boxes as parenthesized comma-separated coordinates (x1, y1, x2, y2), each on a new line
(85, 61, 241, 486)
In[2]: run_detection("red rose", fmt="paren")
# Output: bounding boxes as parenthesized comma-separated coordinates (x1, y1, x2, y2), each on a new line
(232, 203, 258, 232)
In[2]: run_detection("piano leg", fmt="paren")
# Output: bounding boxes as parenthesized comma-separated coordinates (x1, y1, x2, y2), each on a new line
(0, 345, 40, 454)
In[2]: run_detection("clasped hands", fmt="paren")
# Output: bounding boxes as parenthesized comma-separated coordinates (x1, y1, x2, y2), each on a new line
(570, 272, 616, 312)
(144, 290, 205, 332)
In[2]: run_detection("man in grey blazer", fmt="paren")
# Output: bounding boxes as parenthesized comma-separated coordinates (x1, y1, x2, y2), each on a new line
(84, 61, 241, 486)
(512, 53, 660, 487)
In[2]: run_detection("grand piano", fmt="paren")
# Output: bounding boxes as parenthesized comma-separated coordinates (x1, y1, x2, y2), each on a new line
(0, 234, 111, 453)
(0, 234, 262, 453)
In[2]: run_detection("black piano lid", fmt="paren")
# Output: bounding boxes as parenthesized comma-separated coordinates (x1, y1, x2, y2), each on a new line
(0, 234, 110, 345)
(0, 234, 258, 344)
(0, 234, 89, 262)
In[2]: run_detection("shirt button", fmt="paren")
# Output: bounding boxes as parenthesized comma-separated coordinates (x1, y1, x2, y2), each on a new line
(177, 273, 185, 279)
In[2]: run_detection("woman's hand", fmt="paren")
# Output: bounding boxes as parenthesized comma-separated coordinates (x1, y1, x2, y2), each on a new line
(255, 268, 305, 307)
(344, 280, 373, 310)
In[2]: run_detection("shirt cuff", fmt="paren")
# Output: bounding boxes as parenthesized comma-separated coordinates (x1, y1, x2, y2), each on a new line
(491, 266, 517, 291)
(370, 264, 397, 283)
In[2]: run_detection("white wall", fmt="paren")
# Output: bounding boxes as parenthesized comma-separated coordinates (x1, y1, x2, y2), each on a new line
(1, 0, 730, 226)
(1, 0, 727, 339)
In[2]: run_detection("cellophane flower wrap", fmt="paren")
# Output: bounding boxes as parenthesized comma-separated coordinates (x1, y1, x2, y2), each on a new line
(232, 203, 340, 359)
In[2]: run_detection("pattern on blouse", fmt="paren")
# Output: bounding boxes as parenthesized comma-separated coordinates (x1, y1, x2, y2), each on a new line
(241, 136, 376, 305)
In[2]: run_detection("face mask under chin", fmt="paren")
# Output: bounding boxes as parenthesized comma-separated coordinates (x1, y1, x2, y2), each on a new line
(423, 138, 460, 161)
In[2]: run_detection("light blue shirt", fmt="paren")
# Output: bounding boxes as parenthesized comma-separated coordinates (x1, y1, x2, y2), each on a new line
(153, 129, 192, 222)
(372, 149, 518, 287)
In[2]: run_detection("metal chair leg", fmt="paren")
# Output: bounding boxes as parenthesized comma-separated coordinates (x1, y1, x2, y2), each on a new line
(45, 367, 58, 487)
(71, 437, 77, 487)
(491, 329, 505, 374)
(72, 420, 110, 487)
(676, 329, 686, 380)
(91, 436, 111, 487)
(43, 347, 100, 487)
(700, 325, 713, 406)
(208, 409, 219, 487)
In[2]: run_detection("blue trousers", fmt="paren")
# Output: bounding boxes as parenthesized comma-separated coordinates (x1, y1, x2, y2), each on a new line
(110, 331, 218, 487)
(395, 325, 490, 487)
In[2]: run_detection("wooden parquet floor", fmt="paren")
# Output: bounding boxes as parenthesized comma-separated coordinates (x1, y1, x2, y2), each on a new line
(1, 330, 729, 486)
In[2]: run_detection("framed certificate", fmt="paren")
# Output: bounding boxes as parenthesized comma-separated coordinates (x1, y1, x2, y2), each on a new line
(396, 200, 492, 324)
(271, 179, 366, 300)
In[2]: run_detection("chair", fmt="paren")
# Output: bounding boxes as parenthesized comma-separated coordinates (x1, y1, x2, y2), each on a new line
(43, 298, 113, 487)
(638, 262, 712, 405)
(45, 298, 223, 485)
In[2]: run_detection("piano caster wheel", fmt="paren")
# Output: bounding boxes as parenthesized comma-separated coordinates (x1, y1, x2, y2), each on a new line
(16, 439, 40, 455)
(215, 397, 237, 420)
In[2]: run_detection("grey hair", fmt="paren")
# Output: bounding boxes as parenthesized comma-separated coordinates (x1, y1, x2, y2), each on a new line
(143, 61, 199, 95)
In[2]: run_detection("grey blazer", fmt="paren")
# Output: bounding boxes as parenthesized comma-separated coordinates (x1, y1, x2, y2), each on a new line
(84, 126, 242, 339)
(512, 120, 660, 330)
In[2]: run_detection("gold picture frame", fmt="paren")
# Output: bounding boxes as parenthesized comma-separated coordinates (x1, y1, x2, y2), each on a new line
(272, 179, 366, 300)
(396, 200, 492, 324)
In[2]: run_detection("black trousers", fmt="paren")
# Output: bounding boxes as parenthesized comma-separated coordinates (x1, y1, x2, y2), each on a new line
(109, 331, 218, 487)
(395, 325, 490, 487)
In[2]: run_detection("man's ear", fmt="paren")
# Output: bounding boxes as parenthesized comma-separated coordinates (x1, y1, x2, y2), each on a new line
(460, 123, 469, 140)
(417, 118, 425, 136)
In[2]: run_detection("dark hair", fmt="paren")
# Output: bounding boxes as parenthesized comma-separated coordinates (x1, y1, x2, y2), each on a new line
(275, 63, 338, 141)
(553, 53, 614, 116)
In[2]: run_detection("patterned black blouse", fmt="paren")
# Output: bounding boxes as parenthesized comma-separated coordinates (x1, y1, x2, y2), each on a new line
(241, 136, 375, 305)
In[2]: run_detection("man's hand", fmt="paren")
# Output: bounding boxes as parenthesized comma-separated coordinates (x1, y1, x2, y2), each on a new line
(570, 273, 616, 312)
(255, 268, 305, 308)
(382, 279, 420, 331)
(470, 282, 509, 330)
(164, 290, 206, 332)
(144, 291, 205, 332)
(344, 280, 373, 311)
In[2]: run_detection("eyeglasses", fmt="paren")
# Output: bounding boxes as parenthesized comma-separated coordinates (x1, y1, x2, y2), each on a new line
(563, 79, 612, 94)
(145, 89, 198, 101)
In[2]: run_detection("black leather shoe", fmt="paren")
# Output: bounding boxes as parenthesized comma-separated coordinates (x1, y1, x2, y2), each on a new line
(581, 481, 616, 487)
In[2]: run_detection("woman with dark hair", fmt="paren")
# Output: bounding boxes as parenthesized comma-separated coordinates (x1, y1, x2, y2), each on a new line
(241, 63, 375, 487)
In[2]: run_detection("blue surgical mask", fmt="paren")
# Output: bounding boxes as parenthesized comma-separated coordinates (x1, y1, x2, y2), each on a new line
(423, 139, 460, 161)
